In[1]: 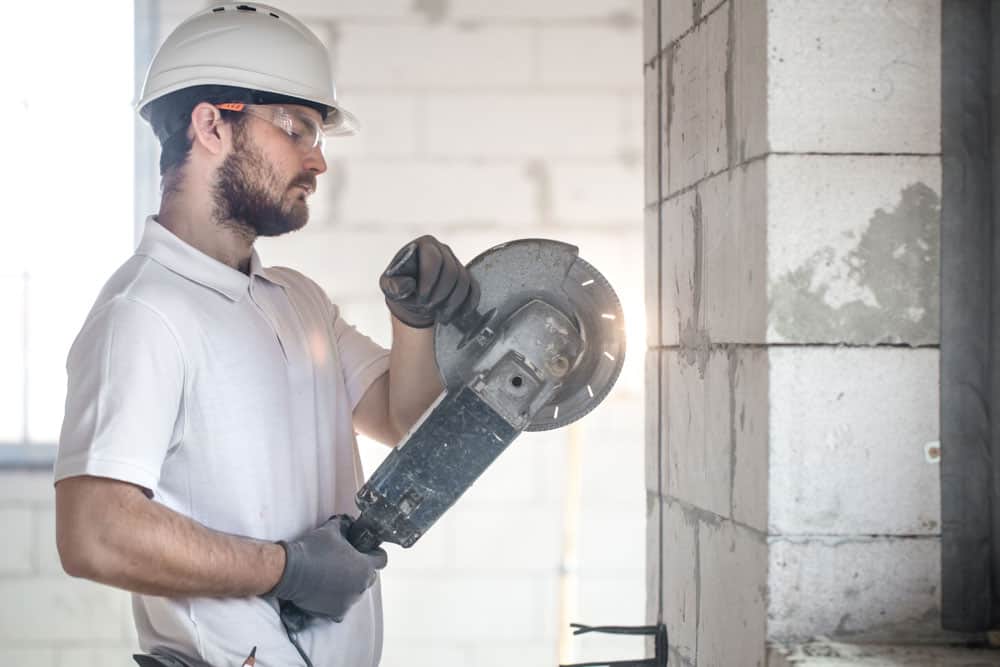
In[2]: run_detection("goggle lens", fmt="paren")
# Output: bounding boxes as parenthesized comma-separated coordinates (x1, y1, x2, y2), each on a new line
(217, 103, 325, 153)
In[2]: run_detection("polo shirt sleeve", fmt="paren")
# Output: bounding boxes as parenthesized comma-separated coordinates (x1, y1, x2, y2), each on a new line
(55, 296, 184, 494)
(330, 306, 390, 412)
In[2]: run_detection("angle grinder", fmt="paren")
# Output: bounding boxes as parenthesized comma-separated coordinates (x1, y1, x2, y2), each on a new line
(279, 238, 625, 634)
(348, 238, 626, 551)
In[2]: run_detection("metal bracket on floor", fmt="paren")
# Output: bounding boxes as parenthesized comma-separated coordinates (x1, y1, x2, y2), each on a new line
(559, 622, 668, 667)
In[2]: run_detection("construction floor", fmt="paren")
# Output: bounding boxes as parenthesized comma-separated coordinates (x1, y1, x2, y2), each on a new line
(768, 640, 1000, 666)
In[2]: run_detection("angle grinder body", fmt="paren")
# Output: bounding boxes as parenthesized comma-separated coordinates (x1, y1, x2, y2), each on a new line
(348, 239, 625, 552)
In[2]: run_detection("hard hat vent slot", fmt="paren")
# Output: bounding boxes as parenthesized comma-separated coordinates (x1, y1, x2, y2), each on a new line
(269, 12, 280, 19)
(212, 7, 224, 12)
(236, 5, 257, 11)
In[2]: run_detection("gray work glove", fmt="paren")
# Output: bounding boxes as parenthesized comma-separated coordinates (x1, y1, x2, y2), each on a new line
(268, 515, 387, 623)
(380, 235, 479, 329)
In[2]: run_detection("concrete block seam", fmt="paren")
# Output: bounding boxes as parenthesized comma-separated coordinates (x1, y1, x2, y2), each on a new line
(660, 153, 766, 204)
(658, 150, 941, 207)
(767, 534, 941, 545)
(660, 494, 768, 539)
(652, 341, 940, 351)
(656, 0, 728, 54)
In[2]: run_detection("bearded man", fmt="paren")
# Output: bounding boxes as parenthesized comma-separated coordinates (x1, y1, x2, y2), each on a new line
(52, 4, 476, 666)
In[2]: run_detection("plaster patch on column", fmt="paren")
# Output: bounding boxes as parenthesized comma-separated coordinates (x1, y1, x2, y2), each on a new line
(768, 183, 940, 344)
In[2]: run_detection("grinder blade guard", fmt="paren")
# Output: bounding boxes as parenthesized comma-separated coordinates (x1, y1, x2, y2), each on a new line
(349, 239, 625, 552)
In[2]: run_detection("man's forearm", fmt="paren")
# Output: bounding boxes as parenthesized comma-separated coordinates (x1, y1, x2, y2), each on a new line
(56, 475, 284, 598)
(387, 315, 445, 435)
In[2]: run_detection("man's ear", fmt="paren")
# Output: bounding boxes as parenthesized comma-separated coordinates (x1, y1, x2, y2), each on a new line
(189, 102, 226, 156)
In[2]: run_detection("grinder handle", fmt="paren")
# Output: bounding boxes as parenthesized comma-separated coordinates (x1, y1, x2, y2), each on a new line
(383, 241, 491, 340)
(348, 516, 383, 553)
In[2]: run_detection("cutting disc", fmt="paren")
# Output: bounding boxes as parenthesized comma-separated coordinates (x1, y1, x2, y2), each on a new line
(434, 239, 626, 431)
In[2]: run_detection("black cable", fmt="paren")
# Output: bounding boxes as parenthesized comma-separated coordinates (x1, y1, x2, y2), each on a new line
(278, 600, 315, 667)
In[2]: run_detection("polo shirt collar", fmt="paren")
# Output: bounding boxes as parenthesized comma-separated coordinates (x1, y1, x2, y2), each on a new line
(137, 216, 279, 301)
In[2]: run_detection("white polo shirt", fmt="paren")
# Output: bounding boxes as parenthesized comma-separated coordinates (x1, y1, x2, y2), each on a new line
(55, 217, 391, 667)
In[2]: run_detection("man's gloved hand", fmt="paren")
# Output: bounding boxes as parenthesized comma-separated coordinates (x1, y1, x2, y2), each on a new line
(380, 235, 479, 329)
(268, 515, 387, 623)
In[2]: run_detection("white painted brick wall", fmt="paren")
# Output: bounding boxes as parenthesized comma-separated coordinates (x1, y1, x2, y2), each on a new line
(0, 507, 32, 574)
(0, 472, 139, 663)
(338, 160, 541, 225)
(0, 649, 55, 667)
(336, 25, 536, 89)
(380, 574, 557, 641)
(422, 93, 624, 159)
(450, 0, 641, 20)
(325, 92, 421, 159)
(0, 578, 131, 643)
(550, 162, 644, 225)
(539, 26, 642, 87)
(257, 0, 416, 20)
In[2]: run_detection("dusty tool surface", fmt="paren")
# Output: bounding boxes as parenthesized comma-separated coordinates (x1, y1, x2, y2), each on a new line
(349, 239, 625, 551)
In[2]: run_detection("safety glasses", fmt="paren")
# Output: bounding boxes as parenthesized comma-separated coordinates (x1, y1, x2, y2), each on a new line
(216, 103, 326, 154)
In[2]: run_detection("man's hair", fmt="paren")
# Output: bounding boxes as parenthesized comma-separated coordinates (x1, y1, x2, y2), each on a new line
(146, 86, 249, 192)
(146, 85, 329, 192)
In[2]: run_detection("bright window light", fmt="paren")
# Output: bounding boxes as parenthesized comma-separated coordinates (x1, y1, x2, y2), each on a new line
(0, 3, 135, 444)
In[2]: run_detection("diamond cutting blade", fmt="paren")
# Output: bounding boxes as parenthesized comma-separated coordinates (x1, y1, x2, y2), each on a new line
(434, 239, 626, 431)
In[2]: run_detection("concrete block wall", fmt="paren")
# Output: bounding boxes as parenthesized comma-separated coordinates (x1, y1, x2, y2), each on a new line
(0, 473, 138, 666)
(645, 0, 943, 664)
(0, 0, 646, 665)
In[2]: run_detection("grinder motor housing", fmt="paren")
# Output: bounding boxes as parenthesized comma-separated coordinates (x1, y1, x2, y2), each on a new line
(348, 239, 626, 552)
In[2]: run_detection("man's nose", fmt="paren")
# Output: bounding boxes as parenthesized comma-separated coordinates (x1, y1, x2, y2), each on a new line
(303, 145, 327, 175)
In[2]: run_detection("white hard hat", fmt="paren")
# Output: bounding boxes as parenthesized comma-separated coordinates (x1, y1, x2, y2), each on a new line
(136, 2, 358, 136)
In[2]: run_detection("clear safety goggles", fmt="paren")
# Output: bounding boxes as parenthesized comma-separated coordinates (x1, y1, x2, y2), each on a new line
(217, 103, 326, 153)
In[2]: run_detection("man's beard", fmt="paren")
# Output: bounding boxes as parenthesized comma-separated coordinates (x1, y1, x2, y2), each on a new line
(211, 126, 316, 239)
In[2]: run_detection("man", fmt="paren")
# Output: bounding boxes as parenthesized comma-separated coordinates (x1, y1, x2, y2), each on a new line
(53, 4, 476, 666)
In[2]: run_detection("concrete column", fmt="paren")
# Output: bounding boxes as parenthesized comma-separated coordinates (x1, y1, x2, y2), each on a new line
(645, 2, 945, 665)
